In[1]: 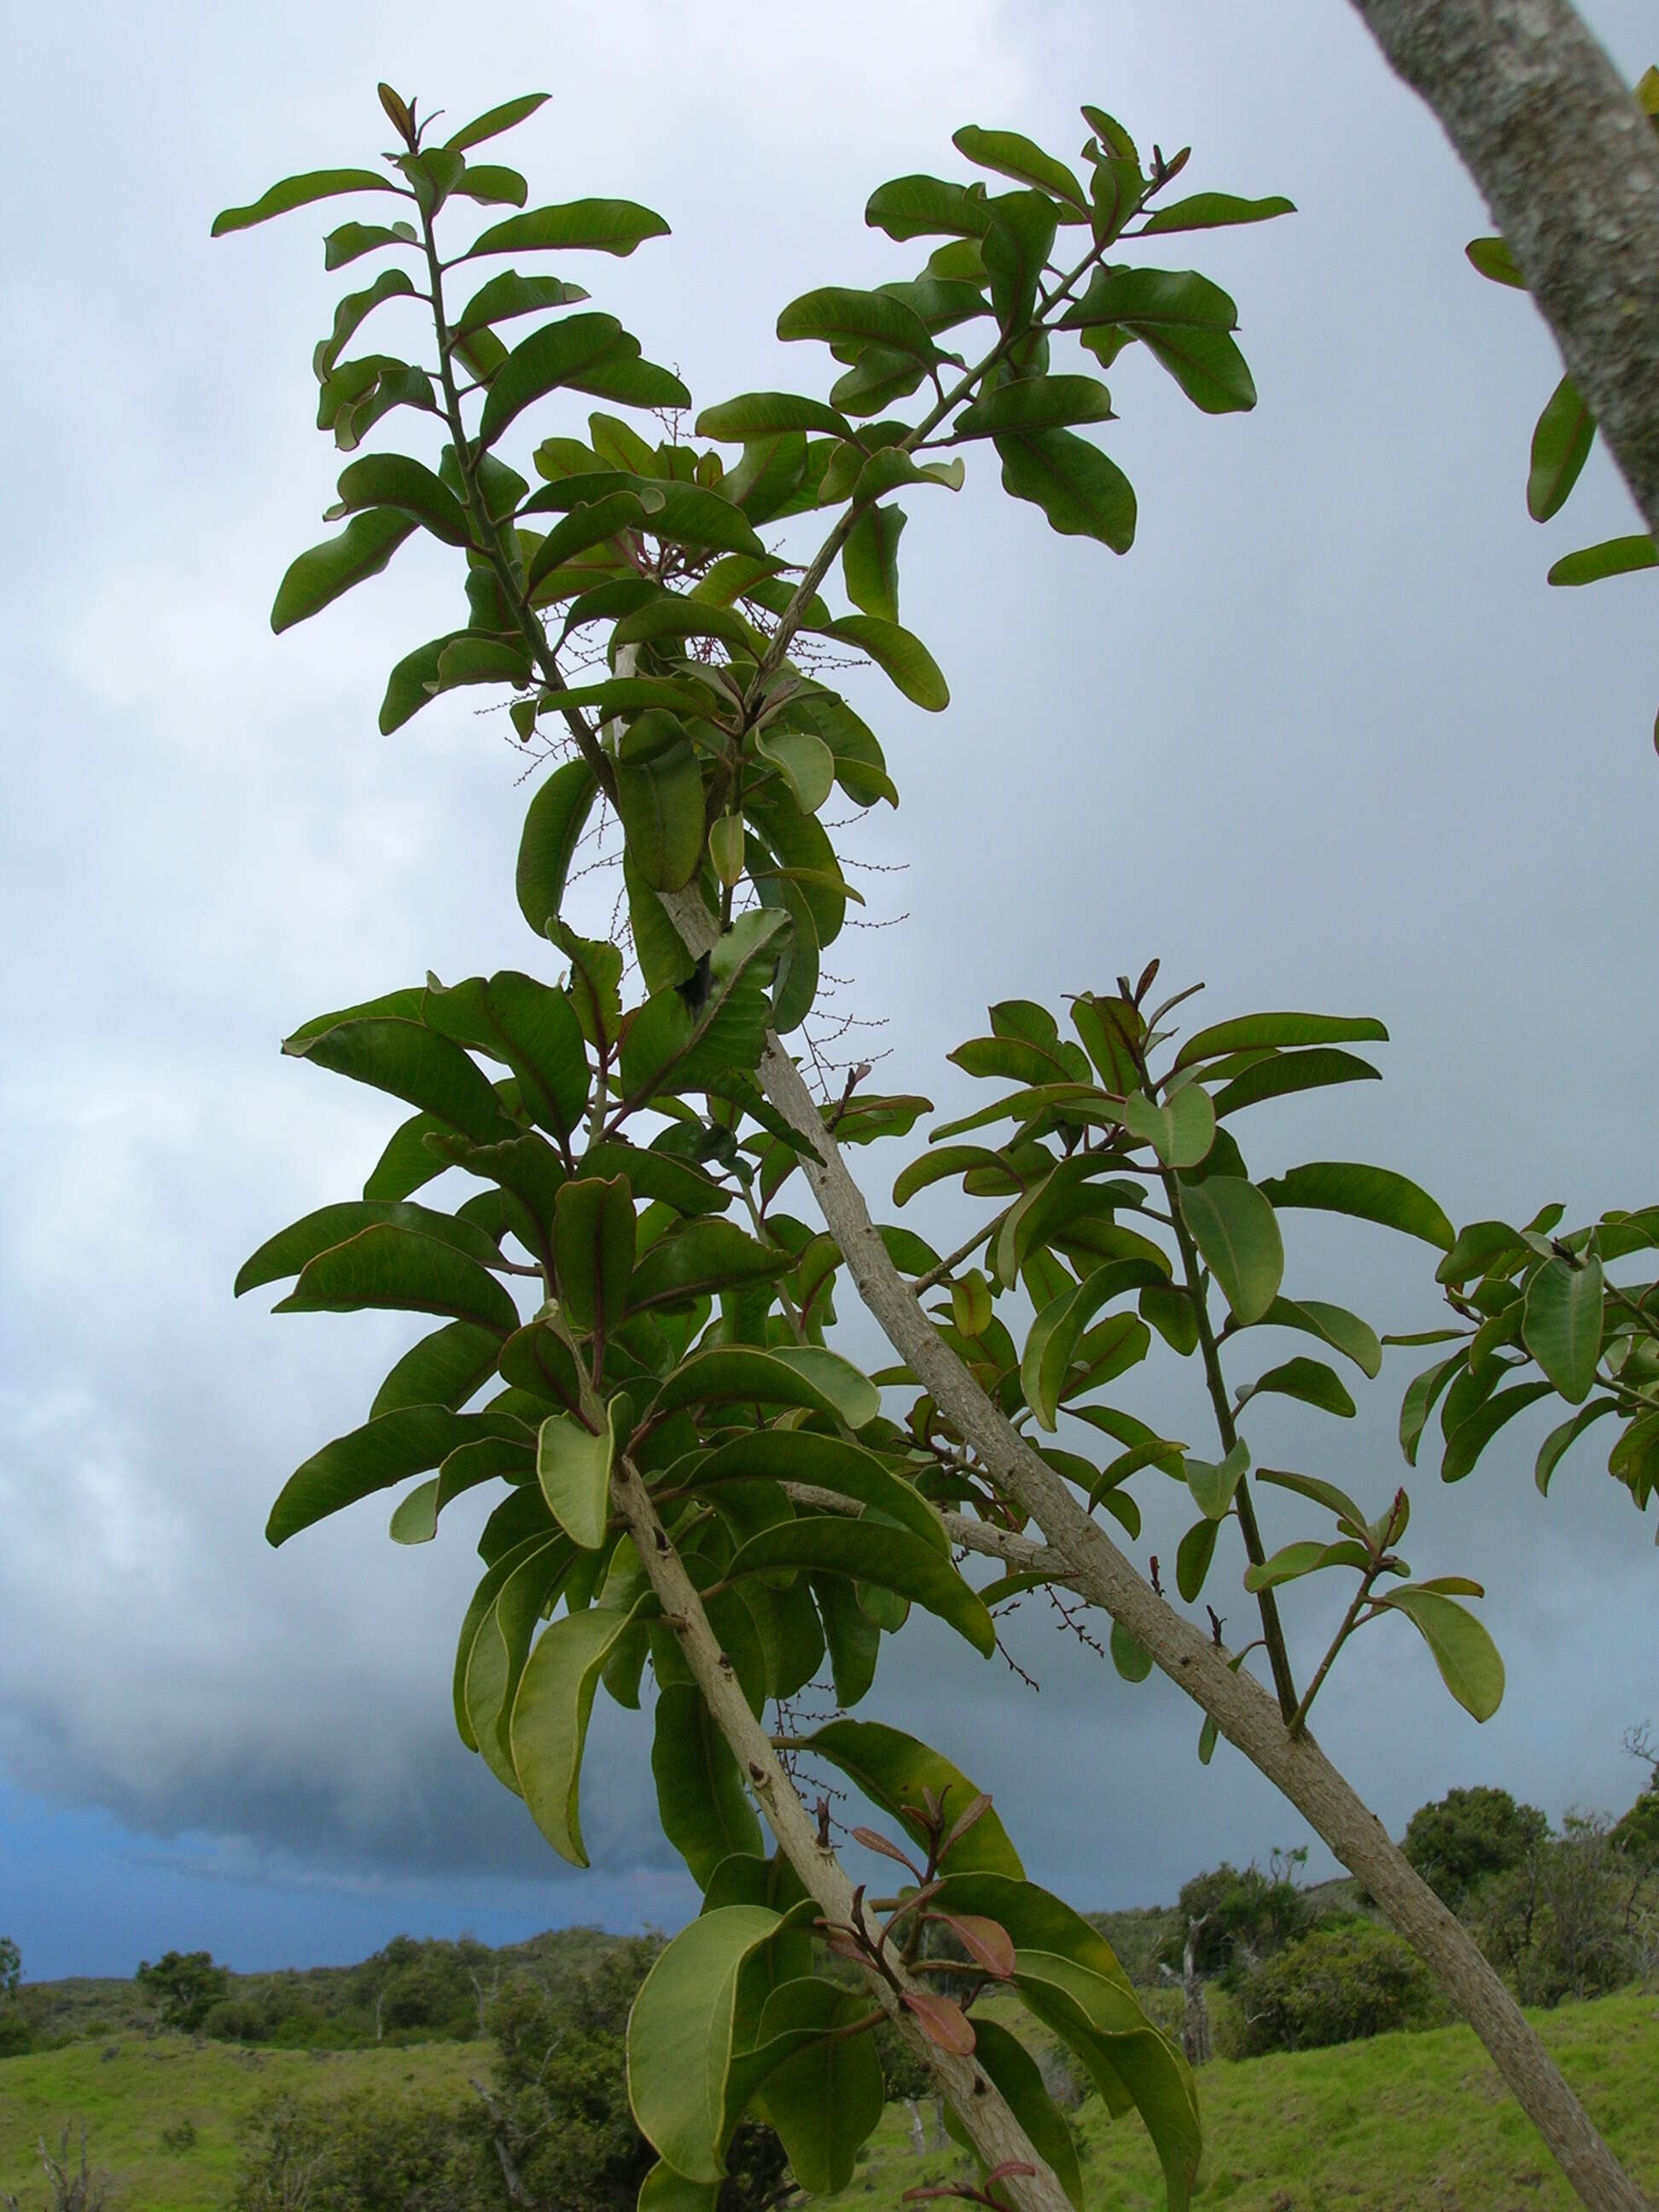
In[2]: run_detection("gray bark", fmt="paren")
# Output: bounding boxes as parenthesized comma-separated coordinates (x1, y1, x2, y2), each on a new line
(1347, 0, 1659, 541)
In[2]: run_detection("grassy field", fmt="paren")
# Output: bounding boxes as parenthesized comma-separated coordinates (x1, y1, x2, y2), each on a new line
(1, 1985, 1654, 2210)
(0, 2034, 479, 2210)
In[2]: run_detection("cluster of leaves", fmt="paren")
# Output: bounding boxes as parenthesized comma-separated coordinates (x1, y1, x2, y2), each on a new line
(1466, 62, 1659, 744)
(135, 1951, 230, 2034)
(1158, 1860, 1313, 1985)
(888, 972, 1505, 1726)
(218, 78, 1311, 2212)
(1233, 1920, 1441, 2054)
(1400, 1785, 1549, 1913)
(1396, 1200, 1659, 1524)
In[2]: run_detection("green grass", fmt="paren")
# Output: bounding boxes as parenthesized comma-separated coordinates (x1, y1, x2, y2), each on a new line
(2, 1985, 1654, 2211)
(826, 1987, 1659, 2212)
(0, 2034, 480, 2210)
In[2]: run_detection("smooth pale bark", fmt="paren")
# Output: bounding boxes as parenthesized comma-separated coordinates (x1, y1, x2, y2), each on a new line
(1347, 0, 1659, 542)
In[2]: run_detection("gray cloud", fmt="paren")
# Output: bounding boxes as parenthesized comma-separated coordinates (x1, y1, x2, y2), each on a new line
(3, 0, 1656, 1955)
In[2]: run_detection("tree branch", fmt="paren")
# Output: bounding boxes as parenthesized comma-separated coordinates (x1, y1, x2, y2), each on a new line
(1347, 0, 1659, 544)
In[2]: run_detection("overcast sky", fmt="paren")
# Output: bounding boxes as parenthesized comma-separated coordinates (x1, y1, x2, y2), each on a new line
(3, 0, 1656, 1984)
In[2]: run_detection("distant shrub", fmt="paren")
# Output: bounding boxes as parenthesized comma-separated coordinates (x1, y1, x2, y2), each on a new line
(1237, 1922, 1441, 2052)
(1161, 1858, 1313, 1987)
(0, 2011, 32, 2058)
(158, 2120, 196, 2153)
(135, 1952, 230, 2034)
(1400, 1786, 1549, 1912)
(232, 2084, 489, 2212)
(1471, 1813, 1656, 2006)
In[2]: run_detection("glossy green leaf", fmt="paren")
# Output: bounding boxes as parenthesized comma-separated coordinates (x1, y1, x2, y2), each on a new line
(1175, 1516, 1220, 1603)
(614, 724, 707, 894)
(1528, 376, 1595, 522)
(616, 909, 789, 1108)
(652, 1683, 762, 1883)
(275, 1223, 520, 1336)
(1124, 1084, 1215, 1169)
(956, 375, 1115, 438)
(953, 125, 1086, 210)
(271, 509, 416, 632)
(509, 1591, 656, 1862)
(626, 1906, 785, 2182)
(467, 198, 671, 258)
(649, 1343, 873, 1427)
(1399, 1353, 1464, 1466)
(1522, 1251, 1604, 1404)
(517, 759, 601, 935)
(370, 1319, 503, 1417)
(1255, 1465, 1369, 1536)
(1466, 236, 1525, 288)
(443, 92, 551, 154)
(1258, 1161, 1453, 1249)
(725, 1518, 994, 1658)
(940, 2016, 1084, 2209)
(696, 392, 853, 440)
(268, 1405, 526, 1545)
(538, 1400, 626, 1550)
(236, 1199, 504, 1295)
(812, 1574, 882, 1706)
(1212, 1047, 1381, 1119)
(795, 1720, 1022, 1876)
(841, 505, 906, 624)
(478, 311, 625, 445)
(754, 726, 836, 813)
(1179, 1175, 1283, 1324)
(1547, 534, 1657, 586)
(1249, 1296, 1382, 1378)
(813, 615, 948, 710)
(993, 428, 1136, 552)
(285, 1015, 518, 1144)
(1022, 1261, 1161, 1432)
(1140, 193, 1295, 234)
(212, 168, 401, 236)
(1175, 1011, 1387, 1070)
(750, 1982, 885, 2194)
(1241, 1356, 1356, 1419)
(1441, 1380, 1555, 1484)
(777, 287, 938, 362)
(334, 451, 472, 545)
(323, 219, 418, 270)
(463, 1534, 575, 1787)
(552, 1176, 636, 1336)
(1376, 1587, 1505, 1720)
(1062, 265, 1237, 335)
(982, 189, 1059, 333)
(1184, 1438, 1250, 1521)
(313, 269, 416, 381)
(1110, 1619, 1154, 1681)
(696, 1431, 946, 1553)
(864, 173, 992, 241)
(523, 492, 646, 592)
(1535, 1398, 1615, 1493)
(628, 1221, 788, 1312)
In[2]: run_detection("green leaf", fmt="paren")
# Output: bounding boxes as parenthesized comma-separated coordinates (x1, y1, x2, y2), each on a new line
(313, 269, 416, 381)
(754, 727, 836, 814)
(724, 1519, 994, 1658)
(1124, 1084, 1215, 1169)
(750, 1982, 885, 2194)
(1528, 376, 1595, 522)
(453, 271, 590, 340)
(1535, 1399, 1615, 1494)
(1399, 1353, 1464, 1466)
(1175, 1516, 1220, 1603)
(552, 1176, 636, 1336)
(1522, 1252, 1604, 1403)
(323, 219, 418, 270)
(1062, 265, 1237, 334)
(614, 721, 707, 894)
(864, 173, 992, 242)
(813, 616, 948, 709)
(982, 190, 1060, 333)
(285, 1015, 518, 1144)
(1256, 1466, 1370, 1536)
(333, 451, 473, 549)
(1179, 1175, 1283, 1324)
(1240, 1356, 1356, 1419)
(993, 428, 1136, 552)
(1243, 1540, 1332, 1592)
(236, 1199, 504, 1295)
(793, 1719, 1023, 1875)
(1249, 1295, 1382, 1378)
(1436, 1219, 1528, 1285)
(649, 1344, 876, 1428)
(652, 1683, 763, 1883)
(1110, 1619, 1154, 1682)
(268, 1406, 527, 1545)
(467, 198, 671, 258)
(956, 375, 1115, 438)
(776, 287, 938, 363)
(616, 909, 789, 1108)
(1376, 1587, 1505, 1720)
(1175, 1011, 1388, 1069)
(517, 759, 601, 935)
(1441, 1380, 1555, 1483)
(627, 1222, 790, 1313)
(696, 392, 853, 440)
(1547, 534, 1658, 585)
(1212, 1048, 1381, 1118)
(841, 505, 906, 624)
(696, 1431, 946, 1553)
(538, 1399, 627, 1551)
(626, 1906, 786, 2182)
(443, 93, 551, 154)
(1184, 1438, 1250, 1521)
(462, 1534, 574, 1784)
(509, 1591, 656, 1862)
(524, 492, 647, 593)
(1466, 236, 1526, 288)
(478, 311, 625, 445)
(1140, 192, 1295, 233)
(812, 1575, 882, 1707)
(271, 509, 416, 632)
(274, 1223, 520, 1336)
(423, 971, 589, 1139)
(952, 125, 1087, 211)
(212, 168, 401, 236)
(370, 1319, 503, 1417)
(1022, 1261, 1162, 1432)
(1258, 1161, 1453, 1250)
